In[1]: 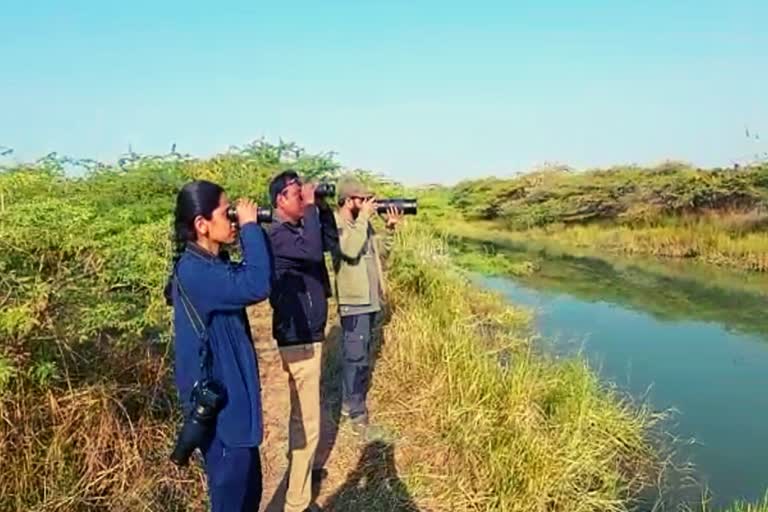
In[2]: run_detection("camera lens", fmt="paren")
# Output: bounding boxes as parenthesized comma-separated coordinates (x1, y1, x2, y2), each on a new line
(169, 380, 226, 467)
(375, 198, 418, 215)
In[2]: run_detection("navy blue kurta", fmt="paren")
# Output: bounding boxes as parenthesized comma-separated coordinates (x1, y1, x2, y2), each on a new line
(171, 222, 271, 448)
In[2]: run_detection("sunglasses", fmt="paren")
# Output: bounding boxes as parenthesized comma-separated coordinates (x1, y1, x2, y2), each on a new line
(278, 177, 302, 197)
(285, 177, 302, 187)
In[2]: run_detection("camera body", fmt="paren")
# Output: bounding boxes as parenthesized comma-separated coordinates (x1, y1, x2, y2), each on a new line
(376, 198, 418, 216)
(170, 379, 227, 467)
(227, 205, 273, 225)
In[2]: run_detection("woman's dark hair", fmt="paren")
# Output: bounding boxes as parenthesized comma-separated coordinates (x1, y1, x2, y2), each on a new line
(164, 180, 225, 305)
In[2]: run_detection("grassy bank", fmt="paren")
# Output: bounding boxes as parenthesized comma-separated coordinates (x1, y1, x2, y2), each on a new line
(716, 493, 768, 512)
(493, 217, 768, 271)
(447, 163, 768, 271)
(367, 224, 665, 511)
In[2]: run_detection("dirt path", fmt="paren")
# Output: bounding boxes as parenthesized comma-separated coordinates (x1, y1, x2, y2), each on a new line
(248, 303, 369, 511)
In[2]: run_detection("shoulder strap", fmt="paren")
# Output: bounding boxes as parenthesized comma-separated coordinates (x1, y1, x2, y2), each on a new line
(174, 274, 214, 381)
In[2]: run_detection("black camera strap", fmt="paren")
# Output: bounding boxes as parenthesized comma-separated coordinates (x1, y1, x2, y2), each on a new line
(173, 274, 214, 383)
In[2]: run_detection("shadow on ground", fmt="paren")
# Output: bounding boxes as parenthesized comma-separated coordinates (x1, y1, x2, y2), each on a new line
(314, 303, 393, 474)
(264, 301, 413, 511)
(323, 440, 421, 512)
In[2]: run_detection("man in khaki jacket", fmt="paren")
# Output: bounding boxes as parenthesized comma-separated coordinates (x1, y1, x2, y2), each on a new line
(332, 176, 402, 436)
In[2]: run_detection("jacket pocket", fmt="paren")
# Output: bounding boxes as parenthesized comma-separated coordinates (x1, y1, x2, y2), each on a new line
(336, 262, 369, 304)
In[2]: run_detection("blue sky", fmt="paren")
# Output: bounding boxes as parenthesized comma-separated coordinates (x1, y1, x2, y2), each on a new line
(1, 1, 766, 184)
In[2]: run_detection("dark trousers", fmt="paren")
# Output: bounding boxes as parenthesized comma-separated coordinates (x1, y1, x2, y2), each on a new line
(340, 312, 376, 420)
(203, 436, 262, 512)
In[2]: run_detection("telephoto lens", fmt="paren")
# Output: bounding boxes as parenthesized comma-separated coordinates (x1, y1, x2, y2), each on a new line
(375, 198, 418, 216)
(227, 205, 273, 225)
(170, 380, 226, 467)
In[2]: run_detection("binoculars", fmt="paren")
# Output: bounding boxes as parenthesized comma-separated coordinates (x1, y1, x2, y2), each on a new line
(227, 205, 273, 224)
(314, 182, 335, 197)
(226, 182, 337, 225)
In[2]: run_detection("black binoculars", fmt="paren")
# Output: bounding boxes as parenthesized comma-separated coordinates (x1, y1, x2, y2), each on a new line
(226, 182, 336, 226)
(314, 182, 335, 197)
(227, 205, 273, 225)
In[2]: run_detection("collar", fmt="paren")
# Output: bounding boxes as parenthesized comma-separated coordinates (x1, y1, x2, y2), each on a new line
(275, 209, 302, 227)
(185, 242, 230, 263)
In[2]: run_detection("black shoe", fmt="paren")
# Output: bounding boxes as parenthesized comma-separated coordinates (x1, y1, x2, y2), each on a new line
(311, 467, 328, 485)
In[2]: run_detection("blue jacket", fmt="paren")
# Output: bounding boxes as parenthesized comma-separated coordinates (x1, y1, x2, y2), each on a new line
(267, 204, 338, 346)
(171, 222, 271, 448)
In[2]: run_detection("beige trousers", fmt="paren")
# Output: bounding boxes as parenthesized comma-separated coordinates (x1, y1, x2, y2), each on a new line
(279, 342, 323, 512)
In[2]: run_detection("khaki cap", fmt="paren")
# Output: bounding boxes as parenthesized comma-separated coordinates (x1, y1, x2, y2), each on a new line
(337, 176, 373, 201)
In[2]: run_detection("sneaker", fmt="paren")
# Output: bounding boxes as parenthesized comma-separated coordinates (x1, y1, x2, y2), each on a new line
(349, 415, 395, 442)
(348, 413, 367, 434)
(340, 402, 351, 418)
(360, 423, 394, 442)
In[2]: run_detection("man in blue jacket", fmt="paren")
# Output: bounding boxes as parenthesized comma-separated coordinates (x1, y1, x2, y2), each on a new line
(267, 170, 337, 512)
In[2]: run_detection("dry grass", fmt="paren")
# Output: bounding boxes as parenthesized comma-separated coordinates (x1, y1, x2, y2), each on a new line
(0, 346, 209, 512)
(449, 210, 768, 272)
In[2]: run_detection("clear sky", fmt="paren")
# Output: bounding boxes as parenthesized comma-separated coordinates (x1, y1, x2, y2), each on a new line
(1, 1, 766, 184)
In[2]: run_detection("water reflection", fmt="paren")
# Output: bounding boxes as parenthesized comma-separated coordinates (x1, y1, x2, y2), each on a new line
(453, 235, 768, 339)
(454, 236, 768, 509)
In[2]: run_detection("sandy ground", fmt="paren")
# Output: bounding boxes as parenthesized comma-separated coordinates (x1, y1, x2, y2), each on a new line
(249, 302, 367, 512)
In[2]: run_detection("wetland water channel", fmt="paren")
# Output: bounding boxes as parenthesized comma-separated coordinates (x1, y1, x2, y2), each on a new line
(467, 239, 768, 508)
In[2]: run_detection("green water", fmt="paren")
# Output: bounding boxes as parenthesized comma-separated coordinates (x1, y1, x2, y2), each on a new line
(464, 239, 768, 509)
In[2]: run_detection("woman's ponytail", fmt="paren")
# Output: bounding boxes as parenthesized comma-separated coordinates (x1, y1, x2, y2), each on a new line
(164, 180, 225, 306)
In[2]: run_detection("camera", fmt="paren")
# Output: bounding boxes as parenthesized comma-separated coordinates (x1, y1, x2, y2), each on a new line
(227, 205, 273, 225)
(376, 198, 418, 216)
(170, 379, 227, 467)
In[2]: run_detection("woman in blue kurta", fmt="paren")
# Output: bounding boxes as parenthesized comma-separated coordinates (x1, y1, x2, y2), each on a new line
(165, 180, 271, 511)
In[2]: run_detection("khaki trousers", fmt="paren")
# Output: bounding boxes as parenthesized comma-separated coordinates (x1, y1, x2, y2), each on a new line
(279, 342, 323, 512)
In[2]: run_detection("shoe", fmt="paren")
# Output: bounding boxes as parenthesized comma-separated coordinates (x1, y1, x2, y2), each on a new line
(349, 415, 395, 442)
(360, 423, 394, 442)
(340, 402, 351, 418)
(311, 467, 328, 485)
(349, 413, 369, 434)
